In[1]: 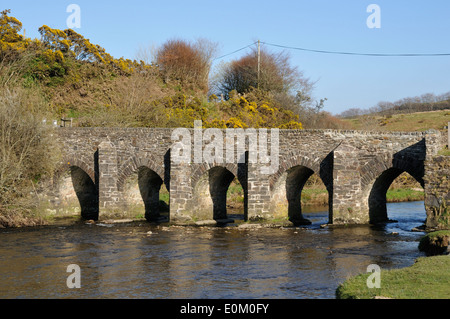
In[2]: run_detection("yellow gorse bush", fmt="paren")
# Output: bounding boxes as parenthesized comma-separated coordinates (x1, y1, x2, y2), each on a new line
(0, 10, 304, 130)
(0, 9, 29, 54)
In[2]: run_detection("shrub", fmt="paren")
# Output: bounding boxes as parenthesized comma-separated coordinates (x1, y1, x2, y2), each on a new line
(156, 38, 217, 93)
(0, 88, 59, 226)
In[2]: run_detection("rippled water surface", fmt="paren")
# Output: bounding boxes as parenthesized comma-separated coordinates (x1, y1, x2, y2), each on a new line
(0, 201, 427, 299)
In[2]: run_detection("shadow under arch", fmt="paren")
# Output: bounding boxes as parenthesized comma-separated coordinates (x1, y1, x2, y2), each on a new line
(274, 165, 329, 226)
(368, 168, 424, 224)
(193, 165, 246, 221)
(209, 166, 236, 220)
(286, 166, 316, 225)
(70, 166, 99, 221)
(137, 166, 164, 222)
(117, 151, 170, 222)
(270, 151, 334, 226)
(364, 140, 426, 224)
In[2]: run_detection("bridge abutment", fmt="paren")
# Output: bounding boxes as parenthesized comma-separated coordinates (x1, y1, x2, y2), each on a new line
(424, 129, 449, 229)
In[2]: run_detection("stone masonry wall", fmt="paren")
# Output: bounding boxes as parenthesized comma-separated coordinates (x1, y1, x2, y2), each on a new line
(424, 146, 450, 229)
(50, 127, 441, 225)
(423, 127, 449, 230)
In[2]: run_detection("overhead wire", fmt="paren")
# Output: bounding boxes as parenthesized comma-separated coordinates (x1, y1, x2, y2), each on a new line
(262, 41, 450, 57)
(213, 41, 258, 61)
(213, 41, 450, 60)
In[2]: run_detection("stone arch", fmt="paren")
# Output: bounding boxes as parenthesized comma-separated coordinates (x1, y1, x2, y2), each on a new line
(191, 162, 239, 187)
(270, 151, 322, 191)
(53, 155, 99, 220)
(117, 154, 165, 192)
(191, 162, 246, 221)
(54, 156, 96, 186)
(361, 152, 425, 224)
(269, 151, 334, 225)
(117, 154, 167, 222)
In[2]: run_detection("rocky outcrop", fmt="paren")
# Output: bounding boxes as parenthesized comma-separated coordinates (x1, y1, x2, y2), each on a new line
(419, 231, 450, 256)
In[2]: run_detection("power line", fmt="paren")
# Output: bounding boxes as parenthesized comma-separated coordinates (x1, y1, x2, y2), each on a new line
(262, 41, 450, 57)
(213, 42, 257, 61)
(213, 40, 450, 60)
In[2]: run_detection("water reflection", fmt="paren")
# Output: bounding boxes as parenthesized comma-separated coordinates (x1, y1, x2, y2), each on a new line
(0, 201, 427, 299)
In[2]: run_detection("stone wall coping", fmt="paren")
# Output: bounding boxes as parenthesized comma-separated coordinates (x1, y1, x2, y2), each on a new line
(55, 127, 434, 137)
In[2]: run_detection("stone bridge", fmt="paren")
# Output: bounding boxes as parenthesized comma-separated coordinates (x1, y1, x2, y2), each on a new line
(45, 127, 443, 226)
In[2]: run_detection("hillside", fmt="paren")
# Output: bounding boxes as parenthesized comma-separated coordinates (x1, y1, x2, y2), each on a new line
(342, 109, 450, 132)
(0, 10, 308, 131)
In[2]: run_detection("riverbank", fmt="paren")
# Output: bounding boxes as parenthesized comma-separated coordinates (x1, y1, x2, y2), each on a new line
(336, 255, 450, 299)
(336, 230, 450, 299)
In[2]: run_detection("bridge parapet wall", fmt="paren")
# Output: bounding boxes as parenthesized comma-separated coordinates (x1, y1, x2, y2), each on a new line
(52, 127, 442, 225)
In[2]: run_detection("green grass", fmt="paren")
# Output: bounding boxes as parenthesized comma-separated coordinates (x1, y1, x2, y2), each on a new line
(159, 192, 170, 204)
(438, 148, 450, 156)
(227, 181, 245, 203)
(336, 255, 450, 299)
(422, 230, 450, 239)
(386, 188, 424, 202)
(301, 188, 328, 206)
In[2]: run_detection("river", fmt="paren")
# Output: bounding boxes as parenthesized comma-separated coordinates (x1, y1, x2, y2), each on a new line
(0, 201, 427, 299)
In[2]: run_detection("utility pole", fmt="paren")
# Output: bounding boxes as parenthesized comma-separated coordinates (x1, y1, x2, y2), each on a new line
(257, 40, 261, 89)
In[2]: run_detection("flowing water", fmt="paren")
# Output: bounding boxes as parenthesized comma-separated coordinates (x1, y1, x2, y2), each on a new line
(0, 201, 427, 299)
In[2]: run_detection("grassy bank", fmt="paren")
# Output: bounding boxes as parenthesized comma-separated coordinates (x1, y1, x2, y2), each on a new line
(336, 255, 450, 299)
(386, 188, 424, 202)
(342, 109, 450, 132)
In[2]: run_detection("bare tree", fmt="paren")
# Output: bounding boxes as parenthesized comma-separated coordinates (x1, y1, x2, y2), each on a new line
(0, 88, 59, 215)
(340, 107, 363, 118)
(213, 45, 310, 99)
(135, 43, 158, 65)
(377, 101, 394, 115)
(155, 38, 218, 93)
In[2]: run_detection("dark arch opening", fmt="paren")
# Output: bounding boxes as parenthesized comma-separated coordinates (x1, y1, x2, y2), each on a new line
(369, 168, 424, 224)
(137, 167, 164, 222)
(285, 165, 317, 225)
(209, 166, 236, 220)
(70, 166, 99, 221)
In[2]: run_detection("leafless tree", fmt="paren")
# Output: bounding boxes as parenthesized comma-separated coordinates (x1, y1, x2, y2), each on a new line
(155, 38, 218, 93)
(0, 88, 59, 214)
(212, 45, 311, 100)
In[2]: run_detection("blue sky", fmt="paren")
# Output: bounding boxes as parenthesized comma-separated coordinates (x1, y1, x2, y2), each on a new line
(5, 0, 450, 114)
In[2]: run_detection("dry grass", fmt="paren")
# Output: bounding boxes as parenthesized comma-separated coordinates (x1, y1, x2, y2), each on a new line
(0, 85, 60, 227)
(343, 109, 450, 132)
